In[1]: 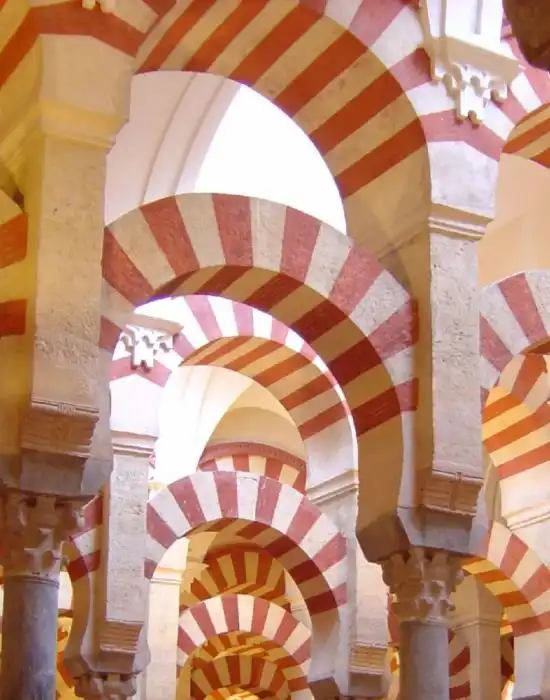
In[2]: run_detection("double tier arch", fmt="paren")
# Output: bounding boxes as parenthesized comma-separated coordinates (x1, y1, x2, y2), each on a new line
(102, 192, 416, 536)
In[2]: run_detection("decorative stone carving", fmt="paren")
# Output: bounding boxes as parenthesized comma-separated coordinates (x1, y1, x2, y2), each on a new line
(0, 492, 84, 580)
(418, 0, 522, 123)
(382, 548, 463, 623)
(119, 326, 173, 370)
(350, 643, 387, 675)
(99, 620, 142, 657)
(20, 397, 98, 459)
(420, 469, 483, 516)
(74, 672, 137, 700)
(82, 0, 116, 12)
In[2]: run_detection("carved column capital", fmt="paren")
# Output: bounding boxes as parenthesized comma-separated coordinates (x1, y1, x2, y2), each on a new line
(0, 491, 84, 580)
(382, 548, 463, 623)
(74, 672, 137, 700)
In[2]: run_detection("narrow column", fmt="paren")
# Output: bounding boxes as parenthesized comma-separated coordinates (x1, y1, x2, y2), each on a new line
(382, 548, 463, 700)
(0, 491, 82, 700)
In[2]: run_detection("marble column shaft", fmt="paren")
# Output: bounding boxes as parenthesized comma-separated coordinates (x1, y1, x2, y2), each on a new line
(0, 492, 82, 700)
(382, 548, 463, 700)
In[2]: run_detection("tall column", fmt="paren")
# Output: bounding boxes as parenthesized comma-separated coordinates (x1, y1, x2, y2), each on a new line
(0, 491, 82, 700)
(382, 548, 463, 700)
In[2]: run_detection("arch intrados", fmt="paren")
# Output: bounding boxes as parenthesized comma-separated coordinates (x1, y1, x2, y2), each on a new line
(180, 545, 288, 613)
(189, 655, 293, 700)
(199, 442, 307, 494)
(147, 471, 346, 616)
(480, 269, 550, 398)
(177, 595, 311, 673)
(181, 334, 350, 442)
(134, 2, 429, 249)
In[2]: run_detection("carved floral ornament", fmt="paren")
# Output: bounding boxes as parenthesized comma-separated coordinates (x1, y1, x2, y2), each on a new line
(0, 492, 84, 580)
(382, 548, 463, 623)
(418, 0, 522, 123)
(119, 326, 174, 370)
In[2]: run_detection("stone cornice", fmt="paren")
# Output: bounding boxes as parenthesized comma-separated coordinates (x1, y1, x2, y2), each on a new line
(110, 431, 156, 459)
(307, 469, 358, 506)
(505, 500, 550, 531)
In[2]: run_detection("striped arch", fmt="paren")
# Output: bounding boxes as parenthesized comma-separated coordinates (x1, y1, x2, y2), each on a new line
(199, 443, 306, 494)
(111, 296, 353, 485)
(503, 103, 550, 168)
(465, 521, 550, 636)
(103, 193, 415, 531)
(177, 595, 311, 673)
(190, 655, 299, 700)
(449, 630, 470, 700)
(147, 471, 346, 616)
(0, 203, 27, 337)
(480, 270, 550, 526)
(480, 270, 550, 395)
(483, 354, 550, 481)
(180, 546, 289, 613)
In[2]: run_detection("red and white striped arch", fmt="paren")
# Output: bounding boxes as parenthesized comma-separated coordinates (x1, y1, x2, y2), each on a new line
(147, 470, 347, 616)
(103, 193, 416, 525)
(177, 595, 311, 673)
(480, 271, 550, 397)
(480, 270, 550, 519)
(190, 653, 305, 700)
(180, 545, 289, 613)
(192, 630, 300, 671)
(466, 521, 550, 637)
(3, 3, 549, 261)
(199, 443, 306, 494)
(111, 295, 354, 484)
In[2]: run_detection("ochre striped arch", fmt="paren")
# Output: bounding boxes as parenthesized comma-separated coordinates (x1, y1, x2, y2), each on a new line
(483, 354, 550, 481)
(192, 631, 297, 669)
(147, 470, 346, 616)
(180, 545, 289, 613)
(56, 617, 74, 700)
(177, 595, 311, 673)
(480, 271, 550, 504)
(465, 521, 550, 636)
(103, 193, 416, 527)
(199, 443, 306, 494)
(111, 296, 354, 480)
(503, 102, 550, 168)
(190, 654, 302, 700)
(0, 203, 27, 338)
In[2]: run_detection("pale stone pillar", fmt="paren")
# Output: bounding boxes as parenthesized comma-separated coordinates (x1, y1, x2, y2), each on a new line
(451, 575, 502, 700)
(144, 568, 183, 700)
(382, 548, 463, 700)
(0, 491, 83, 700)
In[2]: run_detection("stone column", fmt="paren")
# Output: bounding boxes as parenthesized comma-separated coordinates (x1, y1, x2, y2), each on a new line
(382, 548, 463, 700)
(0, 491, 83, 700)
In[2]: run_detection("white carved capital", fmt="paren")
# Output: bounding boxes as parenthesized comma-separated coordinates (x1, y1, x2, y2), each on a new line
(382, 548, 463, 623)
(419, 0, 522, 123)
(119, 326, 173, 370)
(74, 672, 137, 700)
(0, 492, 84, 580)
